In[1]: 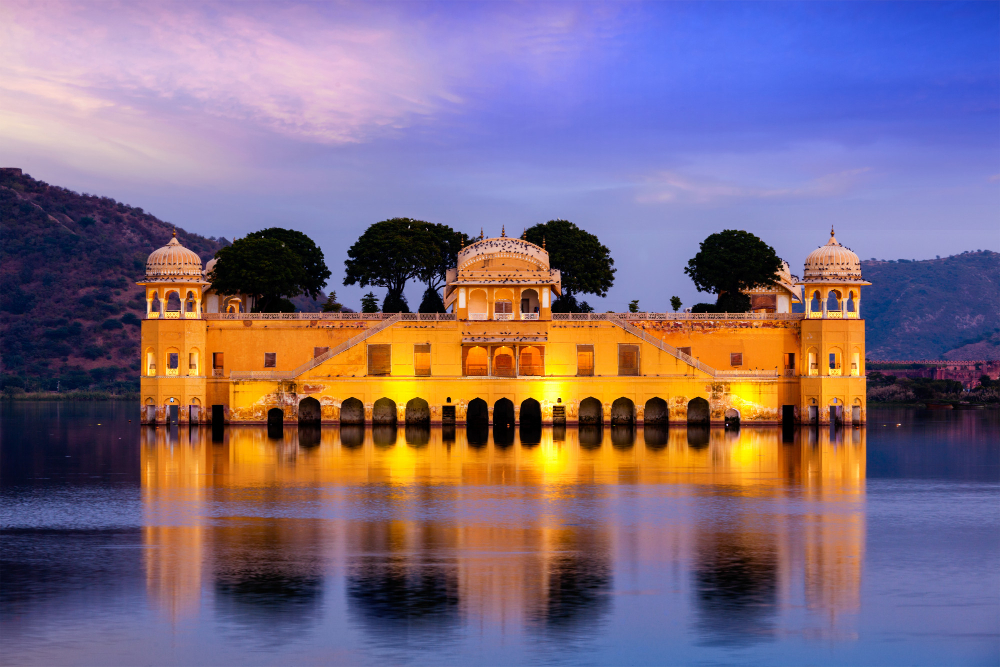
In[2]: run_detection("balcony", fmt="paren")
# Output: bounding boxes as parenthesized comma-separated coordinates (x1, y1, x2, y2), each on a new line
(521, 312, 539, 320)
(783, 369, 796, 377)
(807, 311, 822, 319)
(147, 312, 159, 319)
(495, 313, 513, 321)
(212, 369, 226, 378)
(164, 311, 180, 319)
(845, 312, 859, 319)
(809, 364, 819, 376)
(469, 313, 487, 321)
(827, 311, 843, 319)
(184, 312, 198, 319)
(166, 368, 179, 376)
(829, 368, 842, 376)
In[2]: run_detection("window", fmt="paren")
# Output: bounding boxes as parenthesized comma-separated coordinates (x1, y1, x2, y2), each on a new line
(493, 346, 515, 377)
(494, 300, 512, 314)
(677, 347, 692, 357)
(464, 346, 488, 376)
(519, 346, 543, 376)
(168, 353, 179, 369)
(314, 346, 329, 358)
(264, 353, 276, 368)
(577, 345, 594, 376)
(618, 344, 639, 376)
(784, 352, 795, 370)
(730, 352, 743, 367)
(414, 344, 431, 376)
(188, 352, 198, 371)
(368, 344, 391, 376)
(851, 351, 860, 376)
(829, 352, 840, 369)
(213, 352, 224, 369)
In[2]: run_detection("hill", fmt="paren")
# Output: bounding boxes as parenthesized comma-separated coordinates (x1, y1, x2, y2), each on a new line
(861, 252, 1000, 360)
(0, 169, 324, 395)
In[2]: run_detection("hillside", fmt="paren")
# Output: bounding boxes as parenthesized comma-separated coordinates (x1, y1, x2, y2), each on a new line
(861, 252, 1000, 360)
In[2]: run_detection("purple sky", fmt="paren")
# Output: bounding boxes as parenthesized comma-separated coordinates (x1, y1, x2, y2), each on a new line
(3, 1, 998, 310)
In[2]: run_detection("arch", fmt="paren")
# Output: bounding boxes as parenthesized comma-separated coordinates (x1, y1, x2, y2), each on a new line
(724, 408, 740, 425)
(372, 398, 397, 425)
(687, 397, 710, 424)
(267, 408, 284, 438)
(851, 347, 861, 376)
(579, 397, 603, 425)
(187, 347, 200, 374)
(465, 346, 489, 376)
(846, 290, 857, 313)
(809, 290, 821, 313)
(826, 289, 842, 311)
(807, 347, 819, 375)
(467, 398, 489, 424)
(493, 346, 515, 377)
(405, 397, 430, 425)
(298, 397, 321, 424)
(469, 289, 487, 318)
(494, 288, 514, 318)
(185, 290, 197, 313)
(143, 397, 156, 422)
(165, 290, 181, 313)
(644, 397, 668, 425)
(493, 398, 515, 428)
(520, 288, 539, 314)
(610, 397, 635, 425)
(165, 347, 180, 376)
(519, 346, 543, 376)
(519, 398, 541, 427)
(340, 397, 364, 424)
(150, 292, 161, 315)
(145, 347, 156, 376)
(828, 347, 843, 376)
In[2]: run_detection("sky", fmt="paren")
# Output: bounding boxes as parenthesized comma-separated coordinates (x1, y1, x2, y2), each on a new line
(2, 1, 998, 311)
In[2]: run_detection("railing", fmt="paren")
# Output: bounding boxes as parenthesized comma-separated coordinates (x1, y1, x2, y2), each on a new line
(521, 313, 539, 320)
(212, 369, 226, 378)
(845, 312, 859, 319)
(166, 368, 179, 376)
(164, 311, 180, 319)
(185, 312, 198, 319)
(399, 313, 458, 321)
(147, 312, 159, 319)
(230, 370, 295, 380)
(203, 312, 430, 321)
(784, 369, 796, 377)
(829, 368, 843, 376)
(717, 369, 780, 378)
(808, 312, 822, 319)
(495, 313, 513, 321)
(827, 311, 843, 319)
(468, 313, 487, 320)
(607, 316, 719, 376)
(553, 312, 805, 321)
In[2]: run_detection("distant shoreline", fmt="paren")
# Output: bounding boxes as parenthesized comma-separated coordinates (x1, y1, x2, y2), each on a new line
(1, 391, 138, 401)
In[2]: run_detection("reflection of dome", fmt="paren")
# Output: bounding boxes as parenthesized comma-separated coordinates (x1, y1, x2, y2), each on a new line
(803, 228, 862, 281)
(145, 232, 203, 281)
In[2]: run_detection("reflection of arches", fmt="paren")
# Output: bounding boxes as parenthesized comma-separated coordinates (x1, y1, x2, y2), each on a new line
(644, 425, 668, 449)
(610, 397, 634, 425)
(404, 425, 430, 447)
(469, 289, 487, 318)
(299, 424, 321, 447)
(687, 424, 710, 448)
(372, 398, 397, 425)
(340, 398, 364, 425)
(579, 397, 603, 425)
(467, 421, 489, 448)
(341, 425, 364, 448)
(724, 408, 740, 425)
(687, 397, 710, 424)
(298, 397, 321, 424)
(579, 425, 603, 448)
(372, 425, 397, 447)
(467, 398, 488, 424)
(493, 398, 514, 428)
(405, 398, 430, 425)
(519, 399, 541, 427)
(644, 397, 668, 424)
(610, 425, 635, 448)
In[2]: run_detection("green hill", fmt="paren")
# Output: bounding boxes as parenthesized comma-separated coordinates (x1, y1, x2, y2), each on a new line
(860, 252, 1000, 360)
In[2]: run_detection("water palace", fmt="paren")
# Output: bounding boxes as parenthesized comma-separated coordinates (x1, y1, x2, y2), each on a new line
(138, 228, 869, 426)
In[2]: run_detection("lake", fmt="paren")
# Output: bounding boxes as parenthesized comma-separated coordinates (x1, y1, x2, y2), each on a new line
(1, 402, 998, 666)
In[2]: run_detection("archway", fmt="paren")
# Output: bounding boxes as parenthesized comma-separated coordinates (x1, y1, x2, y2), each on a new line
(826, 290, 842, 312)
(467, 397, 489, 447)
(519, 346, 543, 376)
(372, 398, 397, 425)
(150, 294, 161, 316)
(644, 397, 668, 425)
(340, 397, 364, 424)
(467, 398, 489, 424)
(165, 290, 181, 313)
(465, 346, 489, 376)
(144, 397, 155, 422)
(185, 291, 196, 313)
(610, 397, 635, 425)
(469, 289, 487, 319)
(810, 291, 821, 313)
(493, 347, 515, 377)
(579, 397, 603, 425)
(846, 291, 857, 314)
(519, 398, 542, 446)
(405, 398, 430, 425)
(687, 397, 710, 424)
(267, 408, 284, 438)
(493, 398, 514, 428)
(724, 408, 740, 427)
(520, 289, 539, 315)
(298, 397, 321, 424)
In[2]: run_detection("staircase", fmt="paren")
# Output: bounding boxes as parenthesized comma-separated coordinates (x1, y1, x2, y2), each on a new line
(608, 315, 717, 376)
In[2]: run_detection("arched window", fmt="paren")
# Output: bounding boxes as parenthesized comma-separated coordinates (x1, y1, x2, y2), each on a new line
(851, 347, 861, 376)
(150, 293, 161, 318)
(828, 347, 843, 376)
(185, 291, 196, 316)
(494, 288, 514, 320)
(810, 291, 821, 316)
(493, 346, 515, 377)
(469, 290, 487, 320)
(188, 348, 200, 374)
(145, 347, 156, 376)
(464, 346, 488, 376)
(520, 289, 539, 316)
(519, 346, 543, 376)
(826, 290, 841, 312)
(165, 347, 180, 376)
(846, 291, 856, 312)
(807, 347, 819, 376)
(165, 291, 181, 313)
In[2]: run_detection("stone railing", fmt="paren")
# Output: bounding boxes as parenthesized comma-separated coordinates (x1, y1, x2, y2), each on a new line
(521, 313, 539, 320)
(553, 312, 805, 321)
(203, 312, 455, 321)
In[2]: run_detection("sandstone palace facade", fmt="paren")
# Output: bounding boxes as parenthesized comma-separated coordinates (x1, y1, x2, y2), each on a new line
(138, 230, 869, 427)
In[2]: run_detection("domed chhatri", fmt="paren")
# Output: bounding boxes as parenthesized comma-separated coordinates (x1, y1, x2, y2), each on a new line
(145, 232, 204, 281)
(803, 227, 863, 282)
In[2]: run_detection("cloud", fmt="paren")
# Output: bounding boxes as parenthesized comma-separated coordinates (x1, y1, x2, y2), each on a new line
(636, 167, 872, 204)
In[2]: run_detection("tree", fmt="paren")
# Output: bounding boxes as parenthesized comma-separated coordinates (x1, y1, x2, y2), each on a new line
(382, 292, 409, 313)
(344, 218, 441, 308)
(628, 299, 640, 313)
(684, 230, 781, 313)
(551, 294, 593, 314)
(419, 223, 470, 293)
(670, 296, 682, 312)
(523, 220, 616, 299)
(322, 291, 343, 313)
(244, 227, 331, 300)
(360, 292, 379, 313)
(210, 236, 310, 313)
(418, 286, 446, 313)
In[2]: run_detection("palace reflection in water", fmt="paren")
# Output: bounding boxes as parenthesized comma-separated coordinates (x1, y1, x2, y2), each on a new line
(140, 422, 865, 645)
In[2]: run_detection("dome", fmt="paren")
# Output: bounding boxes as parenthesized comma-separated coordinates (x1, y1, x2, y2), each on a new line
(145, 232, 204, 281)
(457, 235, 549, 271)
(803, 228, 862, 282)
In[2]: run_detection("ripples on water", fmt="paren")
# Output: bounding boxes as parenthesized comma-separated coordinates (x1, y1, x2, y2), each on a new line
(1, 402, 997, 666)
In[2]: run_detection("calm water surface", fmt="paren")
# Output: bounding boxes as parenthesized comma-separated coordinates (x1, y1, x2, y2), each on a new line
(2, 402, 998, 666)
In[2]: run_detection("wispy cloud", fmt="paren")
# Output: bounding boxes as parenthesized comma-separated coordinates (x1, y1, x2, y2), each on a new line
(637, 166, 873, 204)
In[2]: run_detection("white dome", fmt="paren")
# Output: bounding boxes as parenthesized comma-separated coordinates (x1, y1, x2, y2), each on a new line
(145, 233, 203, 281)
(803, 228, 862, 282)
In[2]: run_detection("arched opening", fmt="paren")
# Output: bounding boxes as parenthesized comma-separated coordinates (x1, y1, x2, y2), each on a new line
(810, 291, 821, 313)
(493, 346, 515, 378)
(405, 398, 430, 425)
(520, 289, 539, 315)
(189, 397, 201, 423)
(610, 397, 635, 425)
(579, 397, 603, 425)
(340, 424, 364, 448)
(687, 397, 710, 424)
(467, 398, 489, 424)
(165, 347, 180, 376)
(372, 398, 397, 425)
(851, 347, 861, 376)
(165, 291, 181, 313)
(298, 397, 321, 424)
(469, 289, 487, 319)
(807, 347, 819, 376)
(144, 397, 155, 422)
(724, 408, 740, 427)
(644, 397, 668, 425)
(846, 291, 856, 313)
(150, 293, 161, 316)
(465, 346, 488, 376)
(493, 398, 514, 428)
(145, 347, 156, 376)
(494, 288, 514, 320)
(519, 398, 542, 446)
(826, 290, 842, 312)
(225, 297, 243, 314)
(519, 346, 543, 376)
(188, 348, 200, 375)
(828, 347, 843, 376)
(185, 291, 196, 314)
(852, 398, 862, 423)
(340, 398, 364, 424)
(267, 408, 284, 439)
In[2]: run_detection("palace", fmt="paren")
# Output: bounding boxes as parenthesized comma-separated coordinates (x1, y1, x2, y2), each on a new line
(139, 228, 869, 426)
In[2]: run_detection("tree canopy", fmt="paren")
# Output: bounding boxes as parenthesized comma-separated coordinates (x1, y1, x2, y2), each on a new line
(419, 223, 470, 291)
(523, 219, 615, 298)
(210, 236, 310, 313)
(244, 228, 331, 300)
(684, 230, 781, 312)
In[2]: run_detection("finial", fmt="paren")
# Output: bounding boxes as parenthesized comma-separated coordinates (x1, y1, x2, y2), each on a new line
(831, 225, 835, 237)
(501, 225, 506, 237)
(480, 227, 484, 240)
(172, 229, 176, 237)
(543, 236, 546, 249)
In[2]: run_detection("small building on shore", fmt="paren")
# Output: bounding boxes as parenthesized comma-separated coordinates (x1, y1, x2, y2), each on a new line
(139, 229, 869, 426)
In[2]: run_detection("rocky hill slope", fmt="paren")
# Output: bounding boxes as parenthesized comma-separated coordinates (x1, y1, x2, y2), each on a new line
(860, 252, 1000, 360)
